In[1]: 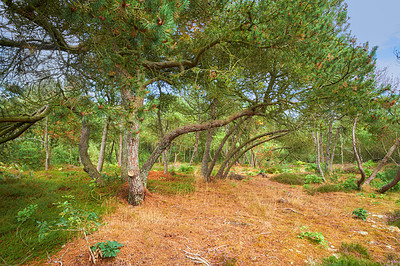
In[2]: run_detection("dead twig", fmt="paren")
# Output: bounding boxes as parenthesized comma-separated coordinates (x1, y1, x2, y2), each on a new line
(283, 208, 305, 216)
(183, 250, 211, 266)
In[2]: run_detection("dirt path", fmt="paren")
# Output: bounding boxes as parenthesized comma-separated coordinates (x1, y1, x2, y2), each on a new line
(47, 172, 400, 265)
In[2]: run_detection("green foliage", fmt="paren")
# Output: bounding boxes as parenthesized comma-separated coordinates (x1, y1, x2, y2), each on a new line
(271, 173, 306, 185)
(0, 169, 113, 264)
(362, 160, 376, 168)
(338, 176, 359, 191)
(368, 193, 377, 199)
(321, 242, 378, 265)
(339, 242, 370, 259)
(372, 167, 400, 192)
(37, 195, 100, 241)
(321, 255, 379, 266)
(298, 226, 327, 247)
(352, 208, 368, 221)
(264, 165, 283, 174)
(305, 163, 318, 172)
(147, 176, 195, 195)
(177, 164, 195, 174)
(16, 204, 38, 223)
(90, 240, 124, 258)
(305, 174, 324, 184)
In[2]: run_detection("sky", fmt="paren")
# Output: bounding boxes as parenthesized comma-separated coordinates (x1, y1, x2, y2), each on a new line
(345, 0, 400, 77)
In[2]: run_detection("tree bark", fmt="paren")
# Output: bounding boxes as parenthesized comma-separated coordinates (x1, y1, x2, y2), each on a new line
(79, 117, 103, 185)
(223, 133, 289, 177)
(44, 116, 50, 170)
(127, 119, 144, 205)
(352, 116, 366, 189)
(97, 117, 110, 172)
(206, 118, 247, 178)
(365, 137, 400, 185)
(189, 115, 201, 165)
(139, 108, 258, 185)
(328, 126, 340, 172)
(312, 131, 325, 181)
(378, 166, 400, 193)
(200, 100, 216, 182)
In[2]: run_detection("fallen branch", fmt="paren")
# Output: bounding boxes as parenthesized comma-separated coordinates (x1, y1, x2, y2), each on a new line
(183, 250, 211, 266)
(283, 208, 305, 216)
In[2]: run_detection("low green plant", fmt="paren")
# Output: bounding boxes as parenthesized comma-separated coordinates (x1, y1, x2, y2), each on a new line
(338, 176, 358, 191)
(37, 195, 100, 241)
(306, 184, 341, 194)
(339, 242, 370, 259)
(271, 173, 306, 185)
(90, 240, 124, 258)
(368, 193, 377, 199)
(16, 204, 38, 223)
(363, 160, 375, 168)
(304, 174, 324, 184)
(298, 226, 327, 247)
(177, 164, 195, 174)
(352, 208, 368, 221)
(147, 176, 195, 195)
(321, 242, 378, 265)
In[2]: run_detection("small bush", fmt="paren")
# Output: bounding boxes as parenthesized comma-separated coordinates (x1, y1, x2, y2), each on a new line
(177, 164, 195, 174)
(338, 176, 358, 191)
(374, 167, 400, 192)
(312, 184, 341, 194)
(90, 240, 124, 258)
(304, 174, 324, 184)
(305, 163, 318, 172)
(353, 208, 368, 221)
(363, 160, 376, 168)
(271, 173, 306, 185)
(298, 226, 327, 247)
(264, 165, 283, 174)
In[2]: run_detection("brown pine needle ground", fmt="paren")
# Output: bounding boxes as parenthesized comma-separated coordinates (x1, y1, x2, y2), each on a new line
(46, 170, 400, 265)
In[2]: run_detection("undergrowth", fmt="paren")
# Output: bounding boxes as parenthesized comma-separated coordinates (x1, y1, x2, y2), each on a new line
(0, 166, 119, 264)
(147, 175, 195, 195)
(271, 173, 307, 185)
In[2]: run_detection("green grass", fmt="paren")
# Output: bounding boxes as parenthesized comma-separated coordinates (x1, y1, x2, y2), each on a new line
(0, 167, 119, 264)
(147, 175, 195, 195)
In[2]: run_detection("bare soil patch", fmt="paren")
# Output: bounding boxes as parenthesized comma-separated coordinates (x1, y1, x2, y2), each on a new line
(46, 170, 400, 265)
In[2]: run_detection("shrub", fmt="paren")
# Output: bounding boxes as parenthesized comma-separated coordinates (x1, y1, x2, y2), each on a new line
(90, 240, 124, 258)
(353, 208, 368, 221)
(298, 226, 327, 247)
(264, 165, 283, 174)
(271, 173, 306, 185)
(338, 176, 358, 191)
(339, 242, 370, 259)
(177, 164, 195, 174)
(304, 174, 324, 184)
(373, 167, 400, 192)
(322, 242, 378, 266)
(305, 163, 318, 172)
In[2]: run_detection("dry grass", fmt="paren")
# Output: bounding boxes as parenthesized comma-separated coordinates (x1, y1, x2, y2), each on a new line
(46, 169, 400, 265)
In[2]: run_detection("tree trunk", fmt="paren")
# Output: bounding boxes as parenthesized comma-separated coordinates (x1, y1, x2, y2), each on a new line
(352, 116, 366, 189)
(118, 124, 123, 166)
(379, 166, 400, 193)
(328, 126, 340, 172)
(44, 116, 50, 170)
(189, 115, 201, 165)
(223, 133, 289, 177)
(97, 117, 110, 172)
(325, 121, 333, 167)
(108, 139, 115, 163)
(312, 131, 325, 181)
(79, 117, 103, 185)
(365, 137, 400, 185)
(127, 119, 144, 205)
(139, 108, 258, 185)
(201, 100, 216, 182)
(206, 118, 247, 178)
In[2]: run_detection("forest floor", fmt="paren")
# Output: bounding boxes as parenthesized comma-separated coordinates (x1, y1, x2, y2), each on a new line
(44, 167, 400, 265)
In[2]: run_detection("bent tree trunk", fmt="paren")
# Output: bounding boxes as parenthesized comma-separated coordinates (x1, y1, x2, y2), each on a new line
(379, 166, 400, 193)
(139, 108, 257, 186)
(97, 117, 110, 172)
(352, 116, 366, 189)
(365, 137, 400, 185)
(79, 117, 104, 185)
